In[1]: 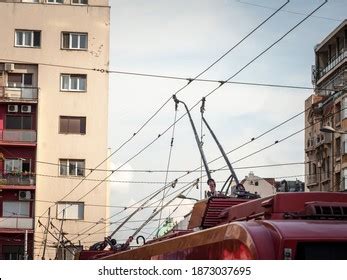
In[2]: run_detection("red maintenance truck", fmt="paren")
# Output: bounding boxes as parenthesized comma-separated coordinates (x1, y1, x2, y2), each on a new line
(78, 97, 347, 260)
(78, 192, 347, 260)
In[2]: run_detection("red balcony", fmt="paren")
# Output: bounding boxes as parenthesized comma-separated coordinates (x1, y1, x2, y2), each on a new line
(0, 173, 35, 188)
(0, 217, 33, 230)
(0, 130, 36, 146)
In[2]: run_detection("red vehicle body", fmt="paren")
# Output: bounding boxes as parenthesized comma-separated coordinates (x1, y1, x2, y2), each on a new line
(78, 192, 347, 260)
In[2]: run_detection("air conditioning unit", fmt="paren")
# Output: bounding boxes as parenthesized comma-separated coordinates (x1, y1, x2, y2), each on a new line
(18, 191, 31, 200)
(8, 104, 18, 113)
(4, 63, 15, 72)
(21, 105, 32, 113)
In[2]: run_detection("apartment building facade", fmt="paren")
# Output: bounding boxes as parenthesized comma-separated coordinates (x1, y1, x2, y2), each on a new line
(0, 0, 110, 259)
(305, 20, 347, 192)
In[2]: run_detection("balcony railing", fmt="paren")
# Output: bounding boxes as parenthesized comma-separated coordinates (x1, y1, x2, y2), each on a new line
(317, 49, 347, 80)
(0, 87, 38, 101)
(0, 130, 36, 143)
(0, 173, 35, 186)
(0, 217, 33, 230)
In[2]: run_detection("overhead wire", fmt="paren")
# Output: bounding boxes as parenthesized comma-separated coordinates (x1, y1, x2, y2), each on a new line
(50, 0, 290, 205)
(234, 0, 343, 22)
(12, 0, 328, 246)
(98, 95, 344, 240)
(69, 0, 321, 210)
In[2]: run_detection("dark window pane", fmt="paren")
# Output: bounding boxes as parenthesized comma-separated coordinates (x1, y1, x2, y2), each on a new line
(6, 116, 22, 129)
(33, 31, 41, 47)
(80, 35, 87, 49)
(60, 116, 86, 134)
(22, 162, 30, 173)
(71, 34, 78, 49)
(23, 74, 33, 86)
(70, 76, 78, 90)
(60, 160, 67, 176)
(62, 33, 69, 49)
(8, 74, 22, 84)
(16, 31, 23, 46)
(80, 117, 86, 134)
(59, 117, 69, 133)
(69, 161, 76, 176)
(22, 116, 32, 129)
(77, 161, 85, 176)
(68, 118, 80, 133)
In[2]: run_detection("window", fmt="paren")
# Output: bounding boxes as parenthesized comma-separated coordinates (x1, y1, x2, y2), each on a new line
(47, 0, 63, 3)
(72, 0, 88, 4)
(343, 168, 347, 190)
(5, 159, 31, 173)
(59, 159, 85, 176)
(3, 245, 24, 260)
(15, 30, 41, 48)
(342, 134, 347, 155)
(56, 202, 84, 220)
(61, 74, 86, 91)
(342, 97, 347, 120)
(61, 32, 87, 50)
(3, 201, 30, 217)
(7, 73, 33, 88)
(59, 116, 86, 134)
(6, 115, 32, 130)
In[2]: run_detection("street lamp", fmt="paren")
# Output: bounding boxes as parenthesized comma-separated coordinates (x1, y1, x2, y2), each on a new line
(320, 126, 347, 134)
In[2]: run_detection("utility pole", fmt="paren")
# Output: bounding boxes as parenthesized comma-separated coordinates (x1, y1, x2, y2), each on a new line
(41, 207, 51, 260)
(24, 230, 28, 260)
(55, 209, 65, 260)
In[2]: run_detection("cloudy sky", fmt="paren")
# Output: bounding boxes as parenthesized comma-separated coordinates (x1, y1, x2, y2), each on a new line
(106, 0, 346, 241)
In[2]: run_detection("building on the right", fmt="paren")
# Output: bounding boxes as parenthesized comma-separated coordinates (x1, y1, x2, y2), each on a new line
(305, 20, 347, 192)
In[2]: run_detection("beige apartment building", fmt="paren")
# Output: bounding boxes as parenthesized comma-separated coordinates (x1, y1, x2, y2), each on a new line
(305, 20, 347, 192)
(0, 0, 110, 259)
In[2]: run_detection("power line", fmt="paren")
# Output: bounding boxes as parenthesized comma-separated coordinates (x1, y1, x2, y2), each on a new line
(34, 2, 289, 221)
(235, 0, 343, 22)
(32, 162, 304, 183)
(106, 70, 334, 92)
(70, 1, 323, 209)
(75, 178, 200, 242)
(30, 3, 325, 245)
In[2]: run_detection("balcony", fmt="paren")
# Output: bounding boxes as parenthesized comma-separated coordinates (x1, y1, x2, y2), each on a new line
(0, 173, 35, 186)
(317, 49, 347, 82)
(0, 130, 36, 144)
(0, 217, 33, 230)
(307, 174, 318, 185)
(0, 87, 38, 102)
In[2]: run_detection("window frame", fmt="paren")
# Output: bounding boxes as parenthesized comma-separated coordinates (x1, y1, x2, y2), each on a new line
(59, 159, 85, 177)
(71, 0, 88, 5)
(7, 73, 33, 88)
(60, 74, 87, 92)
(5, 114, 33, 130)
(61, 32, 88, 50)
(59, 116, 86, 135)
(15, 30, 41, 48)
(2, 201, 30, 218)
(343, 168, 347, 190)
(47, 0, 63, 3)
(56, 202, 84, 220)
